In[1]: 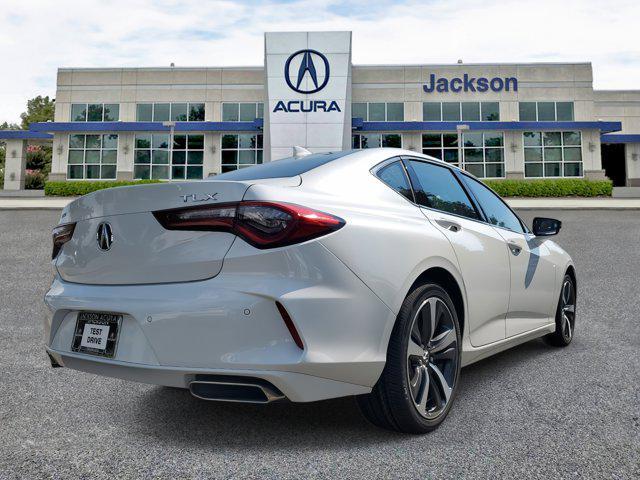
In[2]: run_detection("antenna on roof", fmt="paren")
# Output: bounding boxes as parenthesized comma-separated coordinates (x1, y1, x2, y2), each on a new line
(293, 146, 312, 158)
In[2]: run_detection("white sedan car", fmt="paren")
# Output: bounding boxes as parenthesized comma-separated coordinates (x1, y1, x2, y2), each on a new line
(44, 148, 576, 433)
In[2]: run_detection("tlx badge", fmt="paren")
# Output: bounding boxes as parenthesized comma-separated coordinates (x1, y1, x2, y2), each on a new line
(180, 193, 219, 203)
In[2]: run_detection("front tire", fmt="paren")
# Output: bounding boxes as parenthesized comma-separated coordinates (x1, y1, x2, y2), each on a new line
(357, 283, 462, 433)
(545, 274, 576, 347)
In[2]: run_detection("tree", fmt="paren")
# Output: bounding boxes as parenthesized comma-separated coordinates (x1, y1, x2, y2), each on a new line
(0, 121, 21, 130)
(1, 96, 55, 186)
(19, 95, 55, 129)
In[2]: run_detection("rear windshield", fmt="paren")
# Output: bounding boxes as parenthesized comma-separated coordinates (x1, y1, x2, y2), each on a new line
(214, 151, 354, 181)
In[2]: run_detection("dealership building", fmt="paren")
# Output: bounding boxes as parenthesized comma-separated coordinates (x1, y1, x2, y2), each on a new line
(2, 31, 640, 191)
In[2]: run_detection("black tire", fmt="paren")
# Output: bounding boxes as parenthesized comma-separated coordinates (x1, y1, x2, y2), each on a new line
(357, 283, 462, 433)
(544, 274, 576, 347)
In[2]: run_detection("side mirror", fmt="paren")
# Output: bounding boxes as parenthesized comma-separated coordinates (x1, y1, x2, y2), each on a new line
(532, 217, 562, 236)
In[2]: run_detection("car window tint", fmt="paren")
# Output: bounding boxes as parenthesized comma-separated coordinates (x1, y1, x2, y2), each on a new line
(214, 151, 353, 180)
(377, 161, 413, 202)
(461, 175, 524, 233)
(407, 160, 478, 219)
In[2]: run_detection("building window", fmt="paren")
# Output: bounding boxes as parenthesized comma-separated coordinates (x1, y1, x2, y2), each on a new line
(171, 134, 204, 180)
(519, 102, 574, 121)
(133, 133, 205, 180)
(71, 103, 119, 122)
(423, 102, 500, 121)
(221, 134, 263, 173)
(523, 131, 582, 178)
(351, 103, 404, 121)
(462, 132, 505, 178)
(352, 133, 402, 149)
(222, 103, 264, 122)
(422, 133, 459, 164)
(67, 134, 117, 179)
(422, 132, 505, 178)
(136, 103, 205, 122)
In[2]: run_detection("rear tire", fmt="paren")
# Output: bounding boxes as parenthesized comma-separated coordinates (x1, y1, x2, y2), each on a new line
(357, 283, 462, 433)
(545, 274, 576, 347)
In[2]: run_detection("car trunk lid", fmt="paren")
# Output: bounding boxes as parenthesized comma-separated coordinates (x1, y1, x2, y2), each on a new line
(55, 180, 253, 285)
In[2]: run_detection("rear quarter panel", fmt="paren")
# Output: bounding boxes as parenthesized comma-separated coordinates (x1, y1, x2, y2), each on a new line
(243, 156, 466, 355)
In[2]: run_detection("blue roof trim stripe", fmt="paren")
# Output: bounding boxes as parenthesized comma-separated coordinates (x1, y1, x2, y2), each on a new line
(29, 120, 263, 133)
(351, 119, 622, 134)
(0, 130, 53, 140)
(601, 134, 640, 144)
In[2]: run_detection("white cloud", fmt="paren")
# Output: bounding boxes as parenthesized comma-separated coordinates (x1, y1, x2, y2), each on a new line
(0, 0, 638, 123)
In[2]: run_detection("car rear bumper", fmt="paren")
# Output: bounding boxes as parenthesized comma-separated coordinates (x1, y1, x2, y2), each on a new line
(43, 241, 394, 402)
(45, 348, 371, 402)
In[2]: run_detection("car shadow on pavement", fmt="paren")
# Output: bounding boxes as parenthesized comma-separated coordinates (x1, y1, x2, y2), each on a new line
(130, 338, 552, 451)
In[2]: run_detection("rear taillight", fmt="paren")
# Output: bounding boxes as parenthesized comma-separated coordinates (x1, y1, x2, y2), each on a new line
(51, 223, 76, 259)
(153, 201, 344, 249)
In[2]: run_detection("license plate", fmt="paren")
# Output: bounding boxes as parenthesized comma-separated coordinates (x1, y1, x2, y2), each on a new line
(71, 312, 122, 358)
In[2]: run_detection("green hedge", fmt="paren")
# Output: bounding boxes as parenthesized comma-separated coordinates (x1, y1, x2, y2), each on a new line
(44, 177, 612, 198)
(483, 179, 612, 197)
(45, 180, 162, 196)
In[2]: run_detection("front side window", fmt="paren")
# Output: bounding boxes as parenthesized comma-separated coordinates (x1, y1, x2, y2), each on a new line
(523, 131, 582, 178)
(136, 103, 205, 122)
(407, 160, 478, 219)
(67, 134, 117, 179)
(519, 102, 574, 121)
(461, 175, 524, 233)
(222, 103, 264, 122)
(351, 103, 404, 121)
(221, 134, 263, 173)
(71, 103, 119, 122)
(376, 161, 413, 202)
(352, 133, 402, 149)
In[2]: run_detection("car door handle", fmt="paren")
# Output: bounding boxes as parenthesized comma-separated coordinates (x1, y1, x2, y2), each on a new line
(508, 242, 522, 256)
(435, 218, 462, 232)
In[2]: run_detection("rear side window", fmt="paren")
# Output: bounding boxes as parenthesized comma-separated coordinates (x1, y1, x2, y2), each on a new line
(460, 174, 524, 233)
(377, 161, 414, 202)
(406, 160, 479, 220)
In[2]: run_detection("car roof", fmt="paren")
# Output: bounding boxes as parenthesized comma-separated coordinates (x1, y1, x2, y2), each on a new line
(212, 147, 462, 182)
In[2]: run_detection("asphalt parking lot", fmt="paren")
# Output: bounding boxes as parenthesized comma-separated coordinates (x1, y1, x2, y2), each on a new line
(0, 209, 638, 479)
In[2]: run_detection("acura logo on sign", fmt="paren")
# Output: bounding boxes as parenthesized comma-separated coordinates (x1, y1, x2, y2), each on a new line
(284, 49, 330, 94)
(96, 222, 113, 251)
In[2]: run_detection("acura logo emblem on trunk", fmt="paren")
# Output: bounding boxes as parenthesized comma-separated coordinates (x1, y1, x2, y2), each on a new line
(97, 222, 113, 251)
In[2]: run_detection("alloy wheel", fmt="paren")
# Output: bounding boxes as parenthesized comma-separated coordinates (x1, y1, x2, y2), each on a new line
(406, 297, 459, 419)
(560, 279, 576, 342)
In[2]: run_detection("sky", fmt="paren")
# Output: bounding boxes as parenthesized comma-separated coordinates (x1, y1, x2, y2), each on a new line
(0, 0, 638, 124)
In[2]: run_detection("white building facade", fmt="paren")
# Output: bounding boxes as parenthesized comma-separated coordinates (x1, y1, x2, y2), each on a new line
(4, 31, 640, 189)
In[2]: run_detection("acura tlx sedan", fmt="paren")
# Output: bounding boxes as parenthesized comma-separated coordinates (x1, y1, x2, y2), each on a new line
(44, 148, 576, 433)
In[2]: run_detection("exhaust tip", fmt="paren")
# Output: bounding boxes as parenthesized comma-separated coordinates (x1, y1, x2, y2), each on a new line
(189, 375, 285, 404)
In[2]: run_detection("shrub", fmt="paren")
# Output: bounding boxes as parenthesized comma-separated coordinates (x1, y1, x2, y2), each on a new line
(482, 178, 612, 197)
(45, 180, 162, 196)
(26, 145, 51, 173)
(25, 169, 46, 190)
